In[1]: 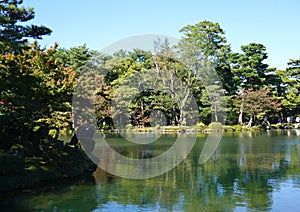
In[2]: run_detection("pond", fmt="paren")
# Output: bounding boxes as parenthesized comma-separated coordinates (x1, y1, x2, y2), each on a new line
(1, 130, 300, 211)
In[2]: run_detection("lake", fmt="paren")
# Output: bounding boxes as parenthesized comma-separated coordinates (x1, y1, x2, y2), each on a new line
(1, 130, 300, 211)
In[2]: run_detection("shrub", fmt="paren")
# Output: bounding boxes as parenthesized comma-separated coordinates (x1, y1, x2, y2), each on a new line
(224, 126, 234, 132)
(208, 122, 223, 131)
(234, 125, 243, 132)
(196, 122, 207, 131)
(155, 124, 160, 130)
(10, 144, 25, 156)
(198, 122, 207, 128)
(125, 124, 133, 131)
(102, 125, 110, 130)
(125, 124, 133, 129)
(49, 129, 58, 138)
(250, 126, 261, 131)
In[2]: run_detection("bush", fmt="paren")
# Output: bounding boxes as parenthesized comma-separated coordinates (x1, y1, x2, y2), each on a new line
(250, 126, 261, 131)
(155, 124, 160, 130)
(125, 124, 133, 132)
(208, 122, 223, 131)
(59, 128, 73, 136)
(125, 124, 133, 129)
(234, 125, 243, 132)
(49, 129, 58, 138)
(198, 122, 207, 128)
(271, 124, 279, 129)
(224, 126, 234, 132)
(102, 125, 110, 130)
(196, 122, 207, 131)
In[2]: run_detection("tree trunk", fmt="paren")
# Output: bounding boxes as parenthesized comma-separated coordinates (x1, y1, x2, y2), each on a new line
(238, 102, 244, 125)
(213, 104, 218, 122)
(179, 107, 184, 126)
(178, 86, 190, 126)
(246, 116, 253, 128)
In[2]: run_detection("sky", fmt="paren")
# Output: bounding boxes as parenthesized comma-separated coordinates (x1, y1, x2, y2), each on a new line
(23, 0, 300, 70)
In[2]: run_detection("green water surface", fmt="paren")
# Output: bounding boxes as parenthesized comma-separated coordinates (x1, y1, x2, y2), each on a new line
(1, 130, 300, 211)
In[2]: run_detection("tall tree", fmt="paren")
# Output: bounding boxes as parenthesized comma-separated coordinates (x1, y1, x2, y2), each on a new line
(152, 38, 199, 126)
(0, 0, 52, 53)
(178, 21, 227, 124)
(179, 20, 235, 95)
(179, 20, 227, 59)
(231, 43, 274, 125)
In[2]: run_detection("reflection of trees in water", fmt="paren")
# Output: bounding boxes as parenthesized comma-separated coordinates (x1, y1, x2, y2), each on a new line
(90, 135, 297, 211)
(12, 134, 298, 211)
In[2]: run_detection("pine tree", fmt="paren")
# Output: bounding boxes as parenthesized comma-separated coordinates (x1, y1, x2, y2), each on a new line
(0, 0, 52, 53)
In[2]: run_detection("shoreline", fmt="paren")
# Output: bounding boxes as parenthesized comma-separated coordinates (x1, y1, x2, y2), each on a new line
(1, 126, 298, 193)
(97, 123, 299, 134)
(0, 146, 96, 193)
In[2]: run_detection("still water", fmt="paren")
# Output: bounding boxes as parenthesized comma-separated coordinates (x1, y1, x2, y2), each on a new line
(1, 130, 300, 211)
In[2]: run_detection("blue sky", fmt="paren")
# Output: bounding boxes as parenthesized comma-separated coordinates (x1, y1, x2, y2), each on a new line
(23, 0, 300, 69)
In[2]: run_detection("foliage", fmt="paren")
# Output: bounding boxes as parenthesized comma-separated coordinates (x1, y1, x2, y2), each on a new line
(233, 125, 243, 131)
(1, 11, 299, 154)
(54, 44, 95, 72)
(278, 59, 300, 117)
(0, 0, 52, 53)
(234, 88, 282, 127)
(0, 43, 77, 142)
(231, 43, 273, 91)
(208, 122, 223, 130)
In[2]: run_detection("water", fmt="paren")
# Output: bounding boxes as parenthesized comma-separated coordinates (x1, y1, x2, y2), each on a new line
(1, 130, 300, 211)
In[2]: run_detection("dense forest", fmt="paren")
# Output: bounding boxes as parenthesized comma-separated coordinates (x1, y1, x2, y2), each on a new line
(1, 1, 300, 157)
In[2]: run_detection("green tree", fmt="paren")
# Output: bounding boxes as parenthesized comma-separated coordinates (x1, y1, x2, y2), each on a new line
(0, 44, 77, 145)
(179, 20, 235, 95)
(278, 59, 300, 118)
(54, 44, 95, 72)
(231, 43, 274, 125)
(128, 48, 152, 69)
(152, 38, 199, 126)
(0, 0, 52, 53)
(231, 43, 272, 91)
(179, 20, 227, 59)
(178, 21, 227, 124)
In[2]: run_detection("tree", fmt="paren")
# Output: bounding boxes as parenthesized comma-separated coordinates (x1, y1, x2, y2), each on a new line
(278, 59, 300, 118)
(107, 56, 144, 128)
(178, 21, 227, 124)
(94, 75, 113, 129)
(234, 88, 281, 127)
(0, 44, 77, 144)
(152, 38, 199, 126)
(231, 43, 272, 91)
(179, 20, 227, 59)
(128, 48, 152, 69)
(231, 43, 274, 125)
(179, 20, 235, 95)
(54, 44, 95, 73)
(0, 0, 52, 53)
